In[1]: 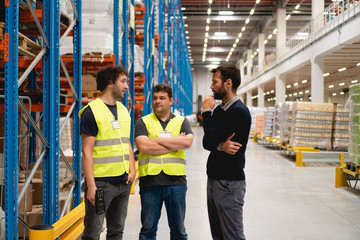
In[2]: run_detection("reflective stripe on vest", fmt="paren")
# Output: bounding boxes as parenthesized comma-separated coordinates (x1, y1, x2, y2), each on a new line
(79, 98, 131, 178)
(138, 113, 186, 177)
(139, 157, 186, 166)
(93, 154, 130, 164)
(94, 137, 130, 147)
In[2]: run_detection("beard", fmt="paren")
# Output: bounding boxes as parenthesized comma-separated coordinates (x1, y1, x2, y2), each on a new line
(213, 86, 226, 100)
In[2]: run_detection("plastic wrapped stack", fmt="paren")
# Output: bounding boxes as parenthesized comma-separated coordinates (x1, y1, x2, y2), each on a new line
(279, 102, 291, 144)
(332, 104, 349, 151)
(249, 107, 266, 138)
(262, 107, 275, 137)
(348, 84, 360, 165)
(273, 103, 282, 139)
(288, 102, 334, 150)
(61, 0, 118, 56)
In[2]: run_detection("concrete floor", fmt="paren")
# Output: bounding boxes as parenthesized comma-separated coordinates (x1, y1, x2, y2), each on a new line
(101, 126, 360, 239)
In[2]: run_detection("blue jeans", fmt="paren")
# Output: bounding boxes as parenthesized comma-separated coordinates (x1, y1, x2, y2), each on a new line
(139, 185, 188, 240)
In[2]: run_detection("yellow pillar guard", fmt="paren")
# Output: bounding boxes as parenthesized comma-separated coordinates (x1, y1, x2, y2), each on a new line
(29, 201, 85, 240)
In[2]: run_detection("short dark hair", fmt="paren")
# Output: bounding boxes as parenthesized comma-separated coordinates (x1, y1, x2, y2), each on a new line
(96, 65, 128, 92)
(211, 65, 241, 92)
(153, 83, 173, 99)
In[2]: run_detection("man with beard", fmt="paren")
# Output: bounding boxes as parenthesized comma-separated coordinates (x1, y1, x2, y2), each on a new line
(79, 65, 136, 239)
(135, 83, 193, 240)
(201, 65, 251, 240)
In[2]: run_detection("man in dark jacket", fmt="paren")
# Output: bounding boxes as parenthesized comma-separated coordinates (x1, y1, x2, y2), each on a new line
(201, 64, 251, 240)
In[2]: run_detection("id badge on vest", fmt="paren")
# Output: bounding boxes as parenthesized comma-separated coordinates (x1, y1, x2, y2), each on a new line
(160, 131, 171, 138)
(112, 120, 120, 129)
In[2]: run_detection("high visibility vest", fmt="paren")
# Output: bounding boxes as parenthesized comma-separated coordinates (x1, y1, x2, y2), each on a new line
(138, 113, 186, 177)
(79, 98, 131, 178)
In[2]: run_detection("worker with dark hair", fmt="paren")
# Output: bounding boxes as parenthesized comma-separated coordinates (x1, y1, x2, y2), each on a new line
(79, 65, 136, 239)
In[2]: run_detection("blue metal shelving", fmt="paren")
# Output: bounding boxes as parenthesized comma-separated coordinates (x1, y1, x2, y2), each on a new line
(143, 0, 155, 116)
(162, 0, 193, 116)
(3, 0, 82, 238)
(4, 1, 19, 238)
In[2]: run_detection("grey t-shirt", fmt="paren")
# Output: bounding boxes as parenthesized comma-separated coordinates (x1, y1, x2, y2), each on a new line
(135, 113, 193, 187)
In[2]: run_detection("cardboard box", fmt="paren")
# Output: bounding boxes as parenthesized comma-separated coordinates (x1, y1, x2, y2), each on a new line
(18, 205, 43, 237)
(18, 182, 33, 213)
(32, 178, 43, 205)
(82, 74, 97, 91)
(1, 182, 32, 213)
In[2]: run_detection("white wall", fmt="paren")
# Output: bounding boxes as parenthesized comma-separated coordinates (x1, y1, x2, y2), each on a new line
(192, 68, 213, 113)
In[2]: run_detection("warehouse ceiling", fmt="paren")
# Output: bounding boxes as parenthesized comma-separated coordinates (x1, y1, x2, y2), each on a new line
(181, 0, 360, 103)
(181, 0, 333, 68)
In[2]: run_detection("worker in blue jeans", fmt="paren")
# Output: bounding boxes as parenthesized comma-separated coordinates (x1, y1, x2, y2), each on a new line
(135, 84, 194, 240)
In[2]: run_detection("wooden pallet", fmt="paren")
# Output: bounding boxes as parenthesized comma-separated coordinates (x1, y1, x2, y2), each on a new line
(82, 90, 101, 98)
(18, 32, 42, 59)
(0, 22, 4, 41)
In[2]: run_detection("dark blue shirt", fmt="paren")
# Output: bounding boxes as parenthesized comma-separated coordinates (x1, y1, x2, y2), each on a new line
(202, 99, 251, 180)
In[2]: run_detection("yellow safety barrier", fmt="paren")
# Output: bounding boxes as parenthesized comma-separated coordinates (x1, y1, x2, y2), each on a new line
(130, 160, 139, 194)
(29, 202, 85, 240)
(335, 167, 350, 188)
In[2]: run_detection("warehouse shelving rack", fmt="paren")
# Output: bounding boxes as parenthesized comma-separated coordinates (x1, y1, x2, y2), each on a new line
(143, 0, 193, 116)
(117, 0, 136, 144)
(3, 0, 82, 238)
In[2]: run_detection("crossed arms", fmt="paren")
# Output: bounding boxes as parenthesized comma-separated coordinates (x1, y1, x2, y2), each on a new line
(135, 133, 194, 155)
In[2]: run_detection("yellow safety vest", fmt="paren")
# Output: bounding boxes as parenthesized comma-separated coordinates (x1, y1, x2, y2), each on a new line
(138, 113, 186, 177)
(79, 98, 131, 178)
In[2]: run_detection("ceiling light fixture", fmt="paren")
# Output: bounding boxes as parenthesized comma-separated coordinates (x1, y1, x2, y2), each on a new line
(286, 14, 291, 20)
(293, 82, 298, 86)
(235, 38, 239, 43)
(268, 34, 272, 39)
(351, 80, 358, 83)
(205, 38, 208, 43)
(209, 0, 212, 4)
(305, 90, 310, 93)
(206, 25, 209, 31)
(302, 79, 307, 83)
(323, 72, 330, 77)
(256, 0, 261, 4)
(207, 8, 211, 15)
(206, 18, 210, 24)
(250, 9, 255, 15)
(339, 82, 345, 86)
(242, 26, 246, 31)
(340, 92, 345, 95)
(295, 4, 300, 10)
(338, 67, 347, 72)
(332, 93, 337, 96)
(214, 32, 227, 36)
(181, 7, 186, 11)
(357, 62, 360, 66)
(273, 28, 277, 34)
(264, 39, 268, 44)
(219, 11, 234, 15)
(329, 85, 334, 88)
(286, 85, 291, 88)
(238, 33, 242, 38)
(245, 18, 250, 24)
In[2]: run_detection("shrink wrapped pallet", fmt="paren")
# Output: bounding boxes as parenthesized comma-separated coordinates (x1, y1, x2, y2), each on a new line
(348, 84, 360, 164)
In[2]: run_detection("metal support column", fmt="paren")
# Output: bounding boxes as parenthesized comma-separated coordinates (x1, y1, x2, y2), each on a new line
(42, 0, 60, 224)
(72, 0, 82, 207)
(4, 0, 19, 238)
(121, 0, 129, 106)
(144, 0, 155, 115)
(129, 0, 135, 144)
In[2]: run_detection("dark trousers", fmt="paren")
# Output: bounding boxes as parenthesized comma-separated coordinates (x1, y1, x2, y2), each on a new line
(207, 178, 246, 240)
(82, 180, 131, 240)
